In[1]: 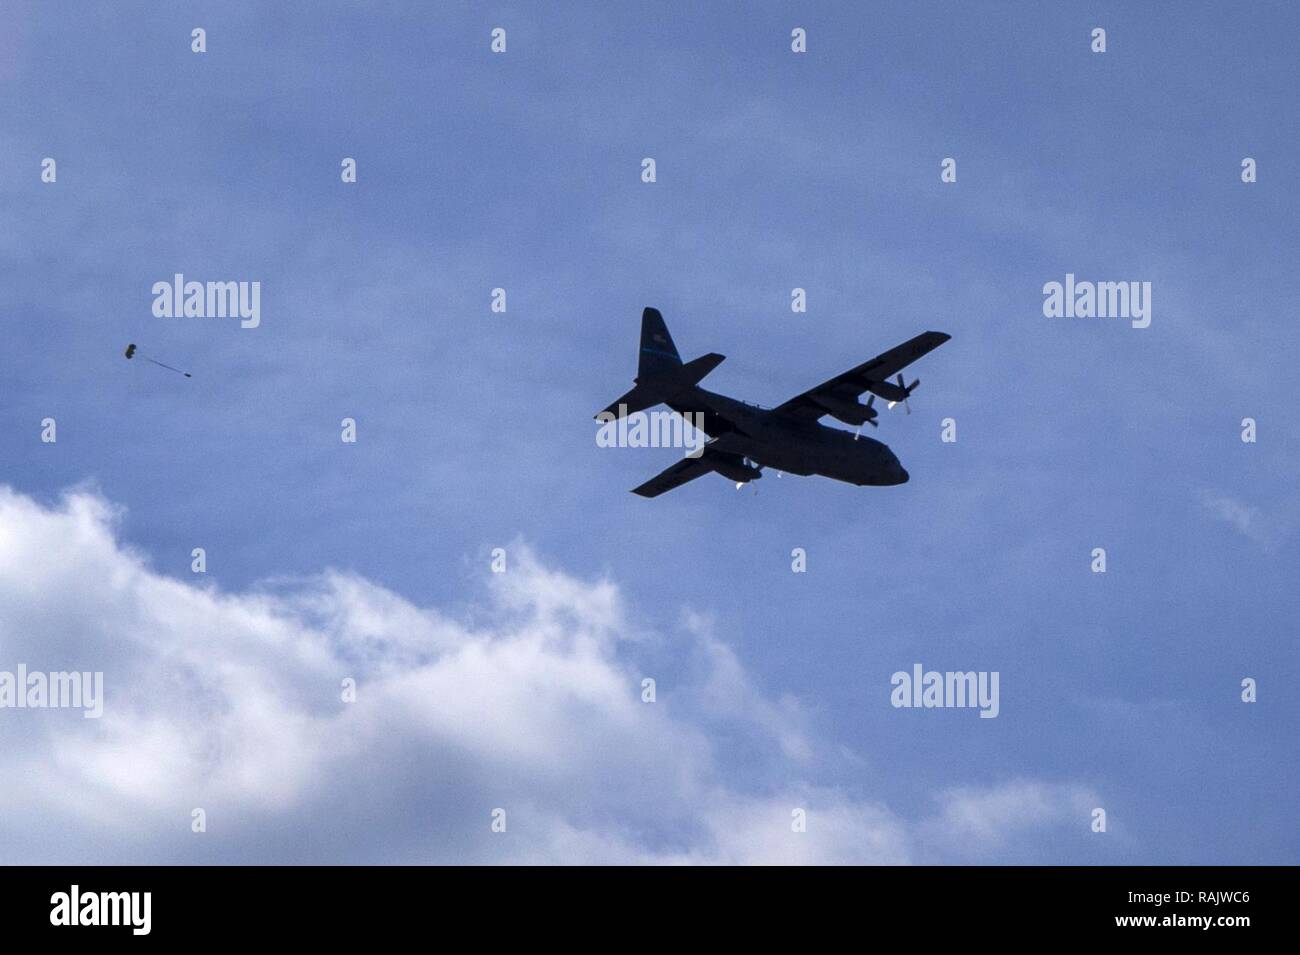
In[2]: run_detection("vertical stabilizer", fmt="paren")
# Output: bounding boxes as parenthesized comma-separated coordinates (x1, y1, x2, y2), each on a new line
(638, 307, 681, 379)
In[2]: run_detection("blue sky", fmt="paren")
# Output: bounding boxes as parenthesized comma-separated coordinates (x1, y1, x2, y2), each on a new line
(1, 1, 1296, 863)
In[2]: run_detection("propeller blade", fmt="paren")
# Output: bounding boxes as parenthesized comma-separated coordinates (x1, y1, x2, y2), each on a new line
(897, 374, 912, 414)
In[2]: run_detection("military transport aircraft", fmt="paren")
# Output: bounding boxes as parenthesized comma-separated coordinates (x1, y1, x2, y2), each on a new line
(596, 308, 950, 497)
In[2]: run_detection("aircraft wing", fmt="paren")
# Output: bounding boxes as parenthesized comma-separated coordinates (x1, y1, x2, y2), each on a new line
(773, 330, 951, 421)
(631, 454, 716, 497)
(630, 433, 756, 497)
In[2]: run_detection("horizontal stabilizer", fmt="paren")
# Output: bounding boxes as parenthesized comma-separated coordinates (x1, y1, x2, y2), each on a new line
(676, 352, 725, 386)
(596, 384, 660, 419)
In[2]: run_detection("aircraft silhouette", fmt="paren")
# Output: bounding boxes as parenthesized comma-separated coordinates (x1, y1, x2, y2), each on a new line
(597, 308, 950, 496)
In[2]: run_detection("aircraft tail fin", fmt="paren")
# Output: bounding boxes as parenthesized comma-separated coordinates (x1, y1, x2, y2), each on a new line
(638, 307, 681, 379)
(596, 308, 724, 418)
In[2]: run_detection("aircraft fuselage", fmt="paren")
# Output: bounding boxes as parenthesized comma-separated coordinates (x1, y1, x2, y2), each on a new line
(670, 387, 909, 486)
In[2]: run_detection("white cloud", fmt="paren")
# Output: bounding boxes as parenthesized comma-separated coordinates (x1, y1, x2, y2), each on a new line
(0, 486, 1096, 864)
(1197, 490, 1281, 552)
(918, 780, 1100, 862)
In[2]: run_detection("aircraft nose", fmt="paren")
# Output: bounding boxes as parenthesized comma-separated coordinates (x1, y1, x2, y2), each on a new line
(888, 455, 908, 484)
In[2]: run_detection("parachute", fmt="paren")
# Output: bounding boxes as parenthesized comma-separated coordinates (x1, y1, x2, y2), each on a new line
(124, 343, 191, 377)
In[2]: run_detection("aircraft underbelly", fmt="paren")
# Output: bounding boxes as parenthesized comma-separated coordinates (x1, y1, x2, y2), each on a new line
(733, 433, 876, 482)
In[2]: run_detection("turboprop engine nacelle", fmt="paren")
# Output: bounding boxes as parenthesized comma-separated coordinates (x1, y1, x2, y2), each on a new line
(812, 393, 878, 427)
(713, 457, 763, 484)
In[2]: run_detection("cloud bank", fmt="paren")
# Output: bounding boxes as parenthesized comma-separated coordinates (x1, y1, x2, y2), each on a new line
(0, 486, 1095, 864)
